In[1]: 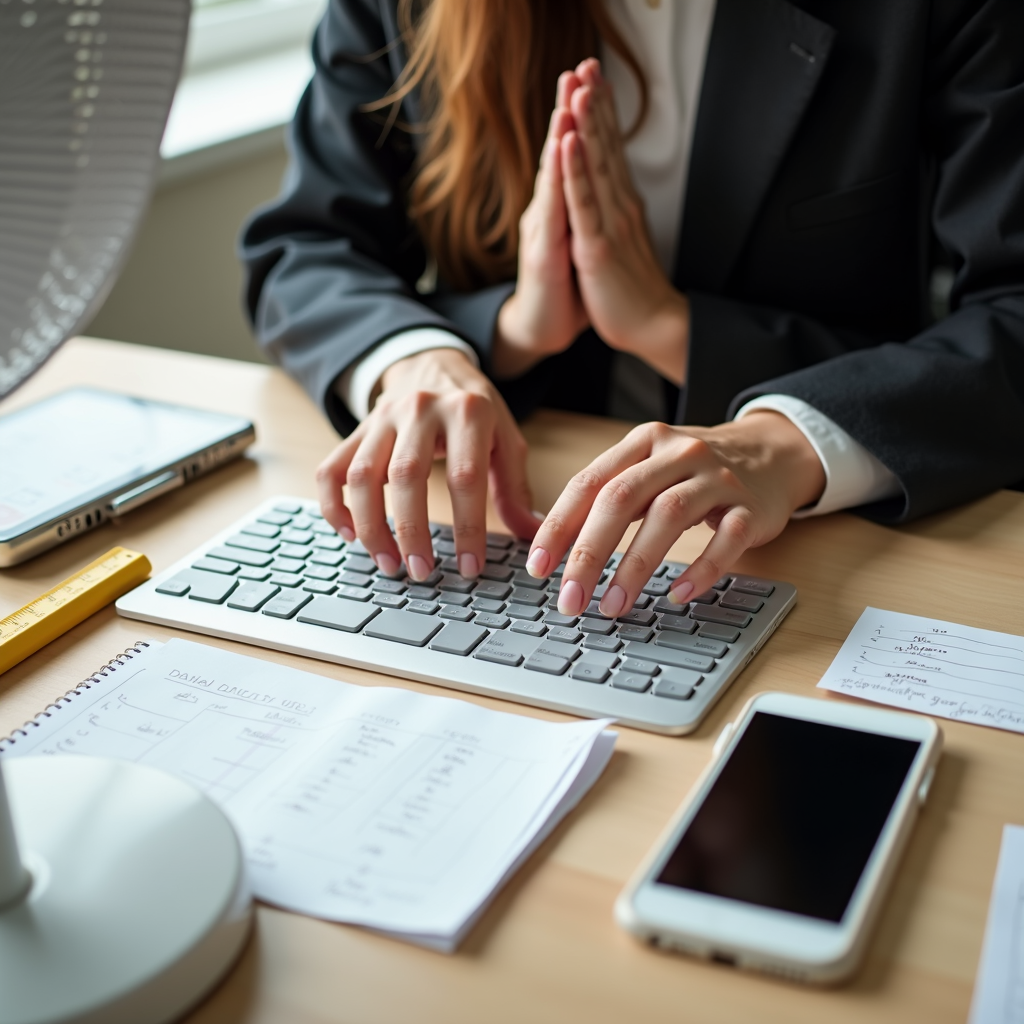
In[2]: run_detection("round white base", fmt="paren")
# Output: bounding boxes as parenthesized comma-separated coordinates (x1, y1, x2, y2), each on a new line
(0, 756, 252, 1024)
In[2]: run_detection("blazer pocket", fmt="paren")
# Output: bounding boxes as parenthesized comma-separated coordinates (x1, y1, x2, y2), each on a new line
(788, 173, 901, 229)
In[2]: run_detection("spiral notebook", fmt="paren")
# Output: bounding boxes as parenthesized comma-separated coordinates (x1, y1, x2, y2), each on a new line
(0, 637, 616, 951)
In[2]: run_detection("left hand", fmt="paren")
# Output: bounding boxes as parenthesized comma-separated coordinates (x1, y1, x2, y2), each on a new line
(559, 59, 690, 385)
(524, 413, 826, 616)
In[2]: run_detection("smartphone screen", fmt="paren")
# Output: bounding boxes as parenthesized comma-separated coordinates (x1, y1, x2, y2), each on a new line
(656, 712, 921, 922)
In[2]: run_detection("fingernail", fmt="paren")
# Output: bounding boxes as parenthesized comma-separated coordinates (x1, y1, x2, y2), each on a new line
(526, 548, 550, 578)
(558, 580, 585, 617)
(532, 510, 545, 521)
(669, 581, 694, 605)
(407, 554, 430, 582)
(599, 584, 627, 618)
(340, 526, 355, 542)
(458, 552, 480, 579)
(374, 552, 400, 577)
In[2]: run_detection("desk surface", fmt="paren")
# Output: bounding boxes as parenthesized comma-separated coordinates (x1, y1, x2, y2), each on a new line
(2, 338, 1022, 1024)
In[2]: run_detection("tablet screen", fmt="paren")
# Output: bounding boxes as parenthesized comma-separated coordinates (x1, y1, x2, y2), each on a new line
(0, 389, 251, 538)
(655, 712, 920, 922)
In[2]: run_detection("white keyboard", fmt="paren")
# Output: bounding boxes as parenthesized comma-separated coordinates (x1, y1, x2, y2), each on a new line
(116, 497, 797, 734)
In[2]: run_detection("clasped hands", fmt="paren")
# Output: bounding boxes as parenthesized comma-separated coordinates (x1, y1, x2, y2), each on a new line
(317, 59, 825, 616)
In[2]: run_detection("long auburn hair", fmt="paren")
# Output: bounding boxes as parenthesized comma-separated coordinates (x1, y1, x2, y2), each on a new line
(366, 0, 648, 291)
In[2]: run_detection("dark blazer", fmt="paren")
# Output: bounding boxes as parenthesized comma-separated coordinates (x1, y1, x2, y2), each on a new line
(241, 0, 1024, 523)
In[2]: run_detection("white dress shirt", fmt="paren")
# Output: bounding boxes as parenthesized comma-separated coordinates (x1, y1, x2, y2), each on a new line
(336, 0, 901, 515)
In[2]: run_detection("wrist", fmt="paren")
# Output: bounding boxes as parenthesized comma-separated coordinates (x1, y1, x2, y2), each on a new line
(740, 411, 827, 511)
(493, 294, 555, 380)
(611, 290, 689, 386)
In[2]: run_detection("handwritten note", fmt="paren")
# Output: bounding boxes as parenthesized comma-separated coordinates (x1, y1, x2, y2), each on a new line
(970, 825, 1024, 1024)
(817, 608, 1024, 733)
(2, 639, 615, 950)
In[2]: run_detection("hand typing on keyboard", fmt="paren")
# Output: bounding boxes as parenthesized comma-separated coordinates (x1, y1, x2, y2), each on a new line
(526, 413, 825, 617)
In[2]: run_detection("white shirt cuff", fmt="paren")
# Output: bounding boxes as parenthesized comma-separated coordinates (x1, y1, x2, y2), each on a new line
(334, 329, 479, 421)
(734, 394, 902, 517)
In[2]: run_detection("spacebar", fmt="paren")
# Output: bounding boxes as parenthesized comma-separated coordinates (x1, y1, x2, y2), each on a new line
(363, 609, 444, 647)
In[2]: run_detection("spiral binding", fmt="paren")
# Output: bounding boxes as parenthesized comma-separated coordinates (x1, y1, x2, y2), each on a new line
(0, 642, 152, 753)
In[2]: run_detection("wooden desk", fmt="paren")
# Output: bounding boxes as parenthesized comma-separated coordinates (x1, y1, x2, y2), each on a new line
(2, 338, 1023, 1024)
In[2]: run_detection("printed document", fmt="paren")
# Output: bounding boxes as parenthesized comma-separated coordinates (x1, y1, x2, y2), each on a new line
(4, 638, 615, 950)
(817, 607, 1024, 734)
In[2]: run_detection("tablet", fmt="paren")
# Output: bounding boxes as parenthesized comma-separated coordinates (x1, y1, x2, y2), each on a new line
(0, 389, 255, 566)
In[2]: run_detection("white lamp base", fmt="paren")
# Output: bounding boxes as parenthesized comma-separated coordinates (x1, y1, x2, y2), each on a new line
(0, 756, 252, 1024)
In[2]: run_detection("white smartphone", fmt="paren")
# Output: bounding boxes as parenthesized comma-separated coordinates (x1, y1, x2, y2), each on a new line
(615, 692, 942, 984)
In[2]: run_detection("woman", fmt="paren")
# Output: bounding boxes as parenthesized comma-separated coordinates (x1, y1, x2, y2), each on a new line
(242, 0, 1024, 619)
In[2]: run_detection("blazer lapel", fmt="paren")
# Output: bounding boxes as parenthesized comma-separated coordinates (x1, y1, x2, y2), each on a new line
(676, 0, 836, 292)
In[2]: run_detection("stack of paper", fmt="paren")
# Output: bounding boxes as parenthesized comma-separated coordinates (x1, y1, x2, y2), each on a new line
(3, 638, 615, 951)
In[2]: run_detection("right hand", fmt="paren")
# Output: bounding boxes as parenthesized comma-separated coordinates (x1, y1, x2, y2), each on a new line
(492, 71, 589, 379)
(316, 348, 539, 583)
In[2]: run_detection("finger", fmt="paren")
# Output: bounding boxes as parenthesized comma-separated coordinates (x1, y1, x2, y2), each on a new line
(599, 480, 721, 617)
(561, 130, 602, 240)
(489, 414, 539, 541)
(669, 507, 756, 605)
(537, 110, 572, 232)
(556, 456, 694, 616)
(315, 430, 365, 542)
(557, 70, 581, 112)
(569, 86, 618, 227)
(345, 416, 402, 575)
(527, 425, 656, 579)
(442, 393, 494, 578)
(388, 410, 443, 582)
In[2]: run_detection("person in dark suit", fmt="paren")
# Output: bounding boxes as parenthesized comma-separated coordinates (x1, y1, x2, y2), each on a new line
(241, 0, 1024, 619)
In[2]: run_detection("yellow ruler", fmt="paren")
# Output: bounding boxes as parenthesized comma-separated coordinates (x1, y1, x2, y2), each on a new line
(0, 547, 151, 675)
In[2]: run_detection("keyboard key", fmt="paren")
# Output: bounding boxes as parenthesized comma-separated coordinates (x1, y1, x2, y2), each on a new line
(511, 587, 546, 607)
(270, 557, 306, 574)
(258, 511, 292, 526)
(268, 572, 304, 588)
(653, 596, 689, 614)
(632, 593, 653, 609)
(714, 576, 733, 590)
(474, 632, 536, 667)
(472, 597, 506, 614)
(281, 528, 314, 545)
(474, 581, 512, 601)
(546, 626, 583, 644)
(618, 608, 657, 627)
(290, 515, 313, 530)
(720, 591, 764, 612)
(343, 555, 377, 575)
(611, 672, 652, 693)
(525, 652, 570, 676)
(336, 584, 373, 602)
(225, 533, 279, 554)
(434, 538, 457, 556)
(337, 570, 373, 588)
(279, 543, 313, 560)
(311, 520, 336, 535)
(237, 567, 271, 582)
(311, 536, 344, 551)
(535, 640, 582, 663)
(619, 657, 658, 675)
(435, 524, 455, 542)
(293, 596, 378, 632)
(241, 522, 280, 539)
(660, 666, 705, 689)
(156, 575, 191, 596)
(484, 547, 509, 565)
(665, 564, 685, 580)
(302, 580, 337, 594)
(227, 582, 280, 611)
(407, 599, 441, 615)
(689, 605, 752, 628)
(544, 612, 579, 627)
(304, 565, 338, 581)
(364, 609, 443, 647)
(642, 579, 672, 597)
(691, 589, 719, 604)
(617, 625, 654, 643)
(583, 634, 622, 654)
(474, 613, 511, 629)
(440, 556, 460, 573)
(511, 619, 547, 637)
(580, 617, 615, 635)
(486, 532, 513, 549)
(481, 563, 514, 582)
(373, 593, 407, 609)
(731, 577, 774, 597)
(511, 569, 547, 590)
(193, 556, 238, 575)
(187, 572, 238, 604)
(569, 661, 611, 684)
(372, 578, 406, 595)
(652, 677, 695, 700)
(655, 634, 729, 658)
(262, 590, 312, 618)
(508, 604, 543, 621)
(429, 622, 489, 656)
(578, 649, 619, 669)
(439, 604, 474, 621)
(657, 614, 698, 634)
(698, 623, 741, 643)
(508, 552, 530, 570)
(438, 591, 472, 607)
(208, 545, 273, 568)
(438, 574, 475, 594)
(406, 585, 439, 601)
(273, 501, 303, 514)
(622, 641, 714, 673)
(309, 551, 345, 567)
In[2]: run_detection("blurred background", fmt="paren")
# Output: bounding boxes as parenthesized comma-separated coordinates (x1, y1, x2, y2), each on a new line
(84, 0, 325, 364)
